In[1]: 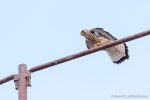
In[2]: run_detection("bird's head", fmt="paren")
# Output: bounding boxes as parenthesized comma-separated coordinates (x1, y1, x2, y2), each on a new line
(80, 28, 101, 38)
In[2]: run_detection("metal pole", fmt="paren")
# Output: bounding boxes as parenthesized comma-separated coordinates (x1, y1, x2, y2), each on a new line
(0, 30, 150, 85)
(29, 30, 150, 73)
(18, 64, 27, 100)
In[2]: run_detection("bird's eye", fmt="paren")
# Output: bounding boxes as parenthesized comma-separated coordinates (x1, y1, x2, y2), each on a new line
(90, 30, 94, 33)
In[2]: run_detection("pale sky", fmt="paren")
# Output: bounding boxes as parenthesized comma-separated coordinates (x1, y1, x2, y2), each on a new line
(0, 0, 150, 100)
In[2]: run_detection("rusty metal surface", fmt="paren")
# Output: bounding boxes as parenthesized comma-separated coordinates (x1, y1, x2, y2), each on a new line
(18, 64, 27, 100)
(29, 30, 150, 73)
(0, 30, 150, 85)
(0, 74, 14, 85)
(14, 74, 19, 90)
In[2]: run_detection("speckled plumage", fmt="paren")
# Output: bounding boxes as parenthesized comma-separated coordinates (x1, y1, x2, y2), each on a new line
(80, 28, 129, 64)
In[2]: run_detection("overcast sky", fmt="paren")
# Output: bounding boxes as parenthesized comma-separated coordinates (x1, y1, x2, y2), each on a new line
(0, 0, 150, 100)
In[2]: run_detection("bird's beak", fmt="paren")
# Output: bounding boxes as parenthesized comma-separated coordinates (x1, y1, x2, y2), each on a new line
(80, 30, 85, 36)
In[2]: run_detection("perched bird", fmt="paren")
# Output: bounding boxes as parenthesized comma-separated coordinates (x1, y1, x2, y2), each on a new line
(80, 28, 129, 64)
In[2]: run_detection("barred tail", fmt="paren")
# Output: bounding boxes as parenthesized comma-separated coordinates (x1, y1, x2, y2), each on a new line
(105, 43, 129, 64)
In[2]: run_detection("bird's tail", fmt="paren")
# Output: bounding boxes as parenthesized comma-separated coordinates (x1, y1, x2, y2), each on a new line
(105, 43, 129, 64)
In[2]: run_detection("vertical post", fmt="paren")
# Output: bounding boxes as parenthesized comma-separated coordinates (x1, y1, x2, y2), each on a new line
(18, 64, 27, 100)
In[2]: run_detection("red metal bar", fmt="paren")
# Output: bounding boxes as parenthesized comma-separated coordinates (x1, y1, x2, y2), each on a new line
(0, 74, 14, 85)
(29, 30, 150, 73)
(18, 64, 27, 100)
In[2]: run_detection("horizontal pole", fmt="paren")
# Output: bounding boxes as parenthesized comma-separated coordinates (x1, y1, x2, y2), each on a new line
(0, 30, 150, 85)
(29, 30, 150, 72)
(0, 74, 15, 85)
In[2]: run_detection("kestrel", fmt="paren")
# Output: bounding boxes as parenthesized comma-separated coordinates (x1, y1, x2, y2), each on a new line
(80, 28, 129, 64)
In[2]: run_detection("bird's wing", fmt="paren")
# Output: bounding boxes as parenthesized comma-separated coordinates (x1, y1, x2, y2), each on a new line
(91, 28, 117, 40)
(85, 40, 92, 49)
(91, 28, 129, 64)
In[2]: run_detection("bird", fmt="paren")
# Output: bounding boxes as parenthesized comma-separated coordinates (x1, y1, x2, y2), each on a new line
(80, 28, 129, 64)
